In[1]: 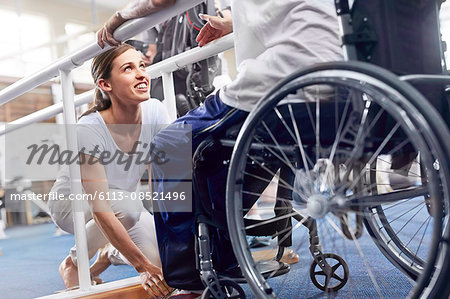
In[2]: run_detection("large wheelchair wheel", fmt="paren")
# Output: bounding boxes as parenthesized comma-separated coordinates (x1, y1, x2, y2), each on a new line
(226, 61, 450, 298)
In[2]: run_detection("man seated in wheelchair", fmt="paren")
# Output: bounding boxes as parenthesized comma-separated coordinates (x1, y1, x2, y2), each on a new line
(148, 0, 450, 297)
(149, 0, 344, 293)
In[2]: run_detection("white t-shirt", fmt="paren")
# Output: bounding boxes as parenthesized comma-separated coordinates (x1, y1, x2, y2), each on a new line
(51, 99, 170, 195)
(220, 0, 343, 112)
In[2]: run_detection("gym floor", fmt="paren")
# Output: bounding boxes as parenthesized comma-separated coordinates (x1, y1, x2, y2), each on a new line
(0, 219, 412, 299)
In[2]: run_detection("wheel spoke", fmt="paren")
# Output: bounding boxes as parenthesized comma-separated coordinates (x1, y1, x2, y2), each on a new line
(326, 215, 383, 296)
(411, 217, 431, 267)
(332, 273, 344, 282)
(320, 93, 352, 193)
(393, 205, 425, 236)
(388, 201, 424, 225)
(348, 123, 401, 191)
(370, 168, 421, 178)
(332, 261, 342, 272)
(382, 197, 416, 211)
(305, 100, 316, 135)
(246, 153, 308, 201)
(260, 121, 297, 174)
(241, 170, 293, 195)
(287, 104, 314, 182)
(315, 97, 320, 160)
(244, 211, 300, 230)
(340, 107, 386, 185)
(377, 156, 421, 178)
(275, 106, 314, 168)
(398, 214, 430, 256)
(275, 213, 310, 246)
(314, 270, 326, 276)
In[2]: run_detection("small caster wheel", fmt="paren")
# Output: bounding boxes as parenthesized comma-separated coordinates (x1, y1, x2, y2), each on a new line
(310, 253, 349, 292)
(201, 279, 246, 299)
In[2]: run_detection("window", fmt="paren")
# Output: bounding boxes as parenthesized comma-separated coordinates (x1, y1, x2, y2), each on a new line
(0, 10, 52, 77)
(65, 22, 96, 85)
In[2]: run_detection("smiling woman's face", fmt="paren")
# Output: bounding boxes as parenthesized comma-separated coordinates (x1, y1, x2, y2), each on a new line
(102, 48, 150, 105)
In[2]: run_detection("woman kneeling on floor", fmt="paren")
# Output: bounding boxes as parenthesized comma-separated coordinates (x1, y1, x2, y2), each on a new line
(48, 43, 172, 298)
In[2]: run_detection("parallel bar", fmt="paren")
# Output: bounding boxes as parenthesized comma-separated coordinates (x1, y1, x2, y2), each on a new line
(0, 90, 93, 136)
(0, 34, 234, 137)
(146, 34, 234, 79)
(0, 2, 234, 298)
(60, 69, 91, 291)
(0, 0, 203, 107)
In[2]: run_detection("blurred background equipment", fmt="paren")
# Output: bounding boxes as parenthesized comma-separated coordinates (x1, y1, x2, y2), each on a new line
(131, 0, 222, 116)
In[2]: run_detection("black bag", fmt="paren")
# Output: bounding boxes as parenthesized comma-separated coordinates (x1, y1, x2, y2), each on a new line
(151, 1, 221, 115)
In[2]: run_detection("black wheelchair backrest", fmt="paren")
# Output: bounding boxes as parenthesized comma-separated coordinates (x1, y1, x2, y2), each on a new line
(337, 0, 446, 75)
(336, 0, 449, 125)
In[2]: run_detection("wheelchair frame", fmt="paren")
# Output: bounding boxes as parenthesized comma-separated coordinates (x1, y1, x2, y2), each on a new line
(192, 0, 450, 298)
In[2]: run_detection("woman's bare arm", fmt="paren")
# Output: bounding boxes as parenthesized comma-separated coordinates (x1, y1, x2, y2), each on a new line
(80, 154, 170, 297)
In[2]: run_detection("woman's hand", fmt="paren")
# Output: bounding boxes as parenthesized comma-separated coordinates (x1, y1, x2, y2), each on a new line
(196, 12, 233, 47)
(138, 263, 172, 298)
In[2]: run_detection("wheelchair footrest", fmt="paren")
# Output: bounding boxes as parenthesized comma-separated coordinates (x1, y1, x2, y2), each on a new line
(218, 260, 290, 284)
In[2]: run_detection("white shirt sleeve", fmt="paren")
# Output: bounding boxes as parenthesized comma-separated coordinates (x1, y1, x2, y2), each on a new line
(76, 116, 106, 159)
(154, 100, 171, 127)
(216, 0, 231, 10)
(142, 98, 171, 141)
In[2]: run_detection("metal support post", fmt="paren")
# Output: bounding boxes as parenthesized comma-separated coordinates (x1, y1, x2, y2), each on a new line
(162, 72, 177, 122)
(59, 69, 91, 291)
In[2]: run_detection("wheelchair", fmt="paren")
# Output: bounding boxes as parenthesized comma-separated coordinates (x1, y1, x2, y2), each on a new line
(191, 0, 450, 298)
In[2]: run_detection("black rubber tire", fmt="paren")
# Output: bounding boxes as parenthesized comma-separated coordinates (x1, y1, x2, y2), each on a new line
(309, 253, 349, 292)
(200, 279, 246, 299)
(226, 61, 450, 299)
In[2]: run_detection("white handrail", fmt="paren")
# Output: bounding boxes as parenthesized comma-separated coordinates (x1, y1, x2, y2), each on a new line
(0, 33, 234, 136)
(0, 0, 204, 106)
(146, 34, 234, 78)
(0, 1, 235, 295)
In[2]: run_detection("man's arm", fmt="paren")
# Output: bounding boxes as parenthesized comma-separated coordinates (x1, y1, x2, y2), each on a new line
(97, 0, 176, 48)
